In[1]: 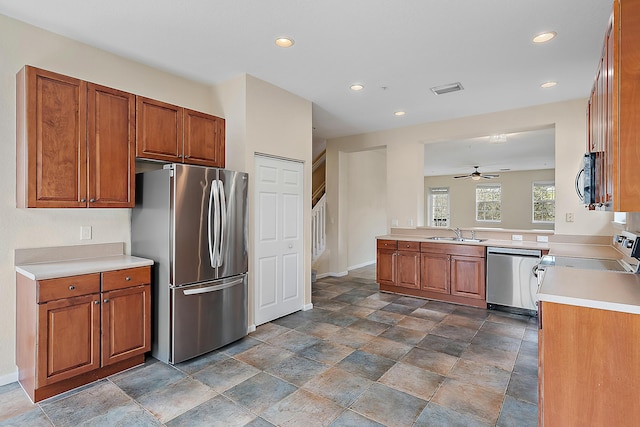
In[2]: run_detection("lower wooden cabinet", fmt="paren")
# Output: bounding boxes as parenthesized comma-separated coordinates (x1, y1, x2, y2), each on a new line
(376, 239, 486, 308)
(16, 266, 151, 402)
(538, 301, 640, 426)
(37, 294, 101, 386)
(102, 285, 151, 366)
(375, 240, 420, 289)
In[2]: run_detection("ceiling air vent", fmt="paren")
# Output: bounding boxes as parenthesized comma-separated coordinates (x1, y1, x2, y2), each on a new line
(430, 82, 464, 95)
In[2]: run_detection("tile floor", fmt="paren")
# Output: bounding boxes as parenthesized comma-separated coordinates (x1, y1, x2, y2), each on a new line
(0, 265, 538, 426)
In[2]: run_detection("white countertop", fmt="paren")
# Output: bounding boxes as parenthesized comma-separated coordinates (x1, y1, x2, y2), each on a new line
(377, 234, 551, 251)
(538, 266, 640, 314)
(16, 255, 154, 280)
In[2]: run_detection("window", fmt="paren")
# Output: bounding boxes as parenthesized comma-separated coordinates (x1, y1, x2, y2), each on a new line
(533, 182, 555, 223)
(476, 184, 501, 222)
(428, 187, 449, 227)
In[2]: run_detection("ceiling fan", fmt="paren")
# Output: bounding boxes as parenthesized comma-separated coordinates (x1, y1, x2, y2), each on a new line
(453, 166, 499, 180)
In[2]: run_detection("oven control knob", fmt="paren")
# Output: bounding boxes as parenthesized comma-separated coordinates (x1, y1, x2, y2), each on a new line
(627, 239, 635, 249)
(615, 235, 624, 243)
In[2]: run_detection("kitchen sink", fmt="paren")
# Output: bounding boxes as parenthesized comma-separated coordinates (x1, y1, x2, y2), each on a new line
(425, 237, 487, 243)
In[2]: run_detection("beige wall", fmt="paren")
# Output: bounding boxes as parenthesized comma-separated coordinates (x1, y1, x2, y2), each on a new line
(326, 99, 614, 275)
(347, 149, 388, 269)
(425, 169, 555, 230)
(243, 75, 313, 320)
(0, 14, 312, 382)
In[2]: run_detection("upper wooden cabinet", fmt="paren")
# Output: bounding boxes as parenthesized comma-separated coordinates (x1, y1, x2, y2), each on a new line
(136, 97, 225, 168)
(87, 83, 136, 208)
(16, 66, 135, 208)
(587, 0, 640, 211)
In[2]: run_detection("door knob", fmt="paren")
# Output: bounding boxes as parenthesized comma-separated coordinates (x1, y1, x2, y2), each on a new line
(288, 244, 293, 248)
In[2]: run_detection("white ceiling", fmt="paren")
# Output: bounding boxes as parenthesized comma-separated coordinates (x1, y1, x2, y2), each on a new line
(0, 0, 611, 141)
(424, 127, 555, 176)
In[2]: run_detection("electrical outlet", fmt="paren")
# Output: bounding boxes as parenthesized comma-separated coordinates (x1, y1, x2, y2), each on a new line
(80, 226, 92, 240)
(512, 234, 523, 241)
(566, 212, 575, 222)
(408, 219, 414, 227)
(537, 235, 549, 243)
(391, 219, 399, 227)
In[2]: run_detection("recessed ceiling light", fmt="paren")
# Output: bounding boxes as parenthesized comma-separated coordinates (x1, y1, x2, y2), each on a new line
(275, 37, 294, 48)
(350, 84, 364, 91)
(533, 32, 557, 43)
(541, 81, 557, 88)
(394, 111, 406, 116)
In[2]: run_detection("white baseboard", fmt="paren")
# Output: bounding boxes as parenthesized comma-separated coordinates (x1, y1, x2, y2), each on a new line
(247, 324, 256, 333)
(302, 303, 313, 311)
(0, 370, 18, 386)
(348, 260, 375, 271)
(315, 260, 375, 280)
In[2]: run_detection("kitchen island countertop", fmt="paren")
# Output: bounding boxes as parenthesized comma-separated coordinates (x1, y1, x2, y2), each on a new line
(538, 266, 640, 315)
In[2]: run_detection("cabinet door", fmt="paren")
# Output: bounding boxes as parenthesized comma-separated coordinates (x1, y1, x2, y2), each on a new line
(450, 255, 485, 300)
(87, 83, 135, 208)
(183, 108, 225, 167)
(376, 249, 396, 286)
(420, 252, 450, 294)
(18, 66, 87, 208)
(101, 285, 151, 366)
(396, 250, 420, 289)
(37, 294, 100, 386)
(136, 96, 183, 162)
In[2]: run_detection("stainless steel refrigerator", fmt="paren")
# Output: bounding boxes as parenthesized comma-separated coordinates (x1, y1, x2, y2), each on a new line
(131, 163, 248, 364)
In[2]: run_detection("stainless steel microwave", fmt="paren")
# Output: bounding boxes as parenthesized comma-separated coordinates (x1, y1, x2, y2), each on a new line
(575, 152, 596, 206)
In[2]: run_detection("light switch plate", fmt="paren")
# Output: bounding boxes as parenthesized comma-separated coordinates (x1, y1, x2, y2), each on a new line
(537, 236, 549, 243)
(512, 234, 523, 241)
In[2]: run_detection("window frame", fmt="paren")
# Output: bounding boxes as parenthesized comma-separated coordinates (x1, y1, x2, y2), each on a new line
(475, 183, 502, 223)
(532, 181, 555, 224)
(428, 187, 450, 228)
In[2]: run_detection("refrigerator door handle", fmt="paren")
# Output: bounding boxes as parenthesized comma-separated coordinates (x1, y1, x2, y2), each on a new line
(218, 179, 227, 268)
(208, 180, 218, 268)
(213, 178, 221, 267)
(182, 278, 244, 295)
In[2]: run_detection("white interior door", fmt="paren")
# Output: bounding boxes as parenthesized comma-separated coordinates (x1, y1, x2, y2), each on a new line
(254, 154, 304, 326)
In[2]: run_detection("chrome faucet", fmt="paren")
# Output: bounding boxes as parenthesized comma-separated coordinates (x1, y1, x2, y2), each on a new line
(450, 227, 462, 240)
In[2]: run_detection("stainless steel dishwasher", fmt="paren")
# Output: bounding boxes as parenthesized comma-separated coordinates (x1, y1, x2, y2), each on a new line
(486, 247, 542, 312)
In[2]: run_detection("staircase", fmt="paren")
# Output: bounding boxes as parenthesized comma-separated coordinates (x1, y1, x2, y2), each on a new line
(312, 151, 326, 263)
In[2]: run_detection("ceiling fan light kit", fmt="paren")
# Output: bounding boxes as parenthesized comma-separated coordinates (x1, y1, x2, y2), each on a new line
(453, 166, 500, 180)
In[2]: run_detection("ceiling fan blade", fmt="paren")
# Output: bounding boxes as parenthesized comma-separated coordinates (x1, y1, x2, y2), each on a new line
(482, 174, 499, 179)
(453, 174, 470, 179)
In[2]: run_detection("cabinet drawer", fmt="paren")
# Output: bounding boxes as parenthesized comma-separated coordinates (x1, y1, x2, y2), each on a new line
(377, 239, 397, 250)
(37, 273, 101, 303)
(421, 242, 485, 258)
(397, 241, 420, 251)
(102, 267, 151, 292)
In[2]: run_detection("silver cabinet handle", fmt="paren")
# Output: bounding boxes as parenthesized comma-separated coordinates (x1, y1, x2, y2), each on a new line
(103, 298, 109, 303)
(89, 198, 95, 203)
(289, 244, 293, 248)
(80, 198, 86, 202)
(69, 285, 75, 290)
(94, 300, 100, 305)
(125, 276, 131, 281)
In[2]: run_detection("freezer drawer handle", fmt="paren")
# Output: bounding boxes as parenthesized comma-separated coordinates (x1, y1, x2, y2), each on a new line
(182, 278, 244, 295)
